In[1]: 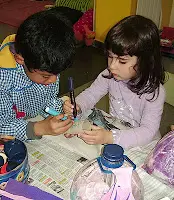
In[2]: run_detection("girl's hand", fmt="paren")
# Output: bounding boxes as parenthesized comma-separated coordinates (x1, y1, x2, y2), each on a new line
(63, 98, 81, 116)
(64, 133, 78, 138)
(78, 125, 113, 145)
(171, 125, 174, 130)
(34, 114, 73, 136)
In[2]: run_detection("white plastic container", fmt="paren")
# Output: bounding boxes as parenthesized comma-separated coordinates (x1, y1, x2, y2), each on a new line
(71, 144, 144, 200)
(66, 119, 92, 134)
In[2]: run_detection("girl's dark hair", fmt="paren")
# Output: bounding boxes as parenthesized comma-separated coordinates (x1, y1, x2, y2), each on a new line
(104, 15, 165, 100)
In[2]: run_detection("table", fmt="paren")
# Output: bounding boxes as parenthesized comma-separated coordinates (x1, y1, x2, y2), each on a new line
(26, 115, 174, 200)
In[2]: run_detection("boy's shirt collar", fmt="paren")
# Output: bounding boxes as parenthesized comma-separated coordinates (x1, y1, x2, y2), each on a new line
(0, 34, 17, 69)
(0, 35, 59, 90)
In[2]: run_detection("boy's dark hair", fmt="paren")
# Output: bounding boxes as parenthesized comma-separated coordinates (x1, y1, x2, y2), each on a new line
(15, 9, 75, 75)
(104, 15, 165, 100)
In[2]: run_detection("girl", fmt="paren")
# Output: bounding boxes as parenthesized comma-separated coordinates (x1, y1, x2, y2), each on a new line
(63, 15, 166, 149)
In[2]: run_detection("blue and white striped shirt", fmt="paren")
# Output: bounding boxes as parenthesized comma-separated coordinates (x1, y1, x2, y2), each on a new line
(0, 63, 63, 141)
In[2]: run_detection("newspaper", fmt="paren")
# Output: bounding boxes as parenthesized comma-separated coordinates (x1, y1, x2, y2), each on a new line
(26, 136, 174, 200)
(26, 136, 89, 200)
(25, 114, 174, 200)
(137, 168, 174, 200)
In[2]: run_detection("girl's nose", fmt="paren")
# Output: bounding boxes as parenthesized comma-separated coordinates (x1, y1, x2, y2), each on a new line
(109, 58, 119, 70)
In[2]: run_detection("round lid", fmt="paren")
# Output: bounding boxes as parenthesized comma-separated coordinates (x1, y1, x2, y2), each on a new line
(102, 144, 124, 162)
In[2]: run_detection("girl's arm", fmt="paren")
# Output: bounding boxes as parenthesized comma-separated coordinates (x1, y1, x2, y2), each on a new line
(76, 69, 109, 113)
(112, 86, 166, 149)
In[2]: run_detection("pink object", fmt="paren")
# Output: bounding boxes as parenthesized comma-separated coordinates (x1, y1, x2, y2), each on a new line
(101, 167, 135, 200)
(73, 9, 95, 46)
(12, 105, 25, 119)
(71, 160, 144, 200)
(0, 163, 8, 174)
(161, 27, 174, 40)
(2, 178, 62, 200)
(0, 189, 32, 200)
(73, 9, 93, 36)
(143, 130, 174, 187)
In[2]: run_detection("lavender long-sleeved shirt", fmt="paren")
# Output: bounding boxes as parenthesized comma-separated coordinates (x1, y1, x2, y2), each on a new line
(76, 69, 165, 149)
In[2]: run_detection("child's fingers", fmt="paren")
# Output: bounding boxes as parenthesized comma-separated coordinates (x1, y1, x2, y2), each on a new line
(61, 96, 70, 102)
(64, 133, 77, 138)
(64, 108, 73, 115)
(64, 100, 74, 108)
(0, 135, 15, 142)
(53, 114, 66, 121)
(64, 133, 73, 138)
(52, 115, 73, 128)
(78, 132, 96, 140)
(80, 130, 97, 136)
(84, 140, 96, 145)
(91, 125, 102, 130)
(52, 121, 73, 135)
(63, 101, 74, 114)
(0, 135, 15, 140)
(79, 136, 96, 144)
(76, 104, 81, 112)
(63, 101, 81, 114)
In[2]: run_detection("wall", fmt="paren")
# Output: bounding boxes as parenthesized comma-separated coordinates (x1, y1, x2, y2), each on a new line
(169, 0, 174, 27)
(95, 0, 135, 42)
(94, 0, 173, 42)
(161, 0, 173, 28)
(136, 0, 161, 27)
(131, 0, 137, 15)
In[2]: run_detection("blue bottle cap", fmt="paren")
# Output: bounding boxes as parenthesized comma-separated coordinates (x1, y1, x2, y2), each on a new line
(102, 144, 124, 162)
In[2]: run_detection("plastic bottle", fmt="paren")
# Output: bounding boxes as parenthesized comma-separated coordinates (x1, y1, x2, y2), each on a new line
(71, 144, 144, 200)
(66, 119, 92, 134)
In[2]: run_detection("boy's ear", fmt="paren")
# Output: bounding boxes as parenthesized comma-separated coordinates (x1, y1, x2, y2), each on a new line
(171, 125, 174, 130)
(14, 54, 24, 65)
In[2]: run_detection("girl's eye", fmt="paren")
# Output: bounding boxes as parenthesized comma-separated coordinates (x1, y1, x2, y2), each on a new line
(42, 76, 49, 79)
(119, 61, 126, 64)
(108, 55, 113, 59)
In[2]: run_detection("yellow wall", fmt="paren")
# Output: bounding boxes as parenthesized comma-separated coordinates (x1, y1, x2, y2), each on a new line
(94, 0, 173, 42)
(161, 0, 173, 28)
(170, 0, 174, 27)
(95, 0, 133, 42)
(130, 0, 137, 15)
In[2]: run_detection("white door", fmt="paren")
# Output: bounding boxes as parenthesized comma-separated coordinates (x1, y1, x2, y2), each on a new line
(136, 0, 162, 28)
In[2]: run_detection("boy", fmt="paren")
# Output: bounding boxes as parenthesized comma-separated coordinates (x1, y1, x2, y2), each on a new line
(0, 10, 75, 141)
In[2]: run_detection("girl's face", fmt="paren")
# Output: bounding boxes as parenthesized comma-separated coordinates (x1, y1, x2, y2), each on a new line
(108, 52, 138, 81)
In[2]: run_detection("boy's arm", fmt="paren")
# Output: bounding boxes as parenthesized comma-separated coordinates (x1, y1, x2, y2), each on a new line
(0, 92, 40, 141)
(76, 69, 109, 114)
(39, 98, 63, 118)
(39, 75, 63, 118)
(112, 86, 166, 149)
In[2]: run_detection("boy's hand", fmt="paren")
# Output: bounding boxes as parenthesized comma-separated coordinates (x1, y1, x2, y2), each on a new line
(63, 98, 81, 115)
(0, 135, 15, 143)
(34, 114, 73, 136)
(78, 125, 113, 145)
